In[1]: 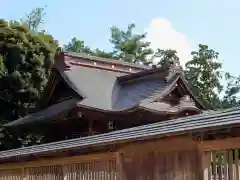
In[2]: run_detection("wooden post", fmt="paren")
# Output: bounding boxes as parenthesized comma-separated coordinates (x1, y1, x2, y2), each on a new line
(198, 145, 211, 180)
(116, 152, 124, 180)
(234, 149, 239, 180)
(63, 165, 69, 180)
(22, 167, 27, 180)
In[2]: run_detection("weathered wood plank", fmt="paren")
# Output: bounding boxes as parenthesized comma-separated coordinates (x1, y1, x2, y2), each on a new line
(234, 149, 239, 180)
(198, 137, 240, 151)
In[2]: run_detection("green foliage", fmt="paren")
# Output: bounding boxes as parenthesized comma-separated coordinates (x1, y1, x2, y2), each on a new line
(64, 37, 92, 54)
(185, 44, 223, 109)
(154, 49, 180, 68)
(155, 45, 240, 109)
(110, 23, 154, 64)
(93, 49, 115, 59)
(221, 73, 240, 108)
(65, 23, 154, 64)
(64, 37, 115, 59)
(20, 6, 47, 32)
(0, 19, 58, 149)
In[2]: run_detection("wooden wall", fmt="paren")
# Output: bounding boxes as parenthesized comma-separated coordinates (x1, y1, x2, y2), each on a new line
(0, 136, 239, 180)
(118, 136, 199, 180)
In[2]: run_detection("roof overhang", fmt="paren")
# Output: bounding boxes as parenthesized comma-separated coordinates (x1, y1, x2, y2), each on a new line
(3, 98, 202, 128)
(4, 98, 80, 127)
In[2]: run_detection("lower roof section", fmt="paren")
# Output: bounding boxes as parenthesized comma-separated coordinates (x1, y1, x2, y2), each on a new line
(4, 95, 202, 127)
(4, 98, 80, 127)
(0, 107, 239, 161)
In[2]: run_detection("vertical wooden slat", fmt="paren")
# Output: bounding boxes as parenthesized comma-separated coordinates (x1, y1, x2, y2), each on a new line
(234, 149, 239, 180)
(116, 153, 124, 180)
(90, 161, 93, 180)
(207, 152, 212, 180)
(109, 159, 112, 180)
(229, 150, 234, 180)
(174, 151, 179, 180)
(218, 150, 223, 180)
(22, 168, 27, 180)
(212, 151, 217, 180)
(224, 150, 229, 180)
(200, 151, 210, 180)
(93, 160, 96, 180)
(79, 162, 83, 180)
(63, 165, 68, 180)
(95, 161, 98, 180)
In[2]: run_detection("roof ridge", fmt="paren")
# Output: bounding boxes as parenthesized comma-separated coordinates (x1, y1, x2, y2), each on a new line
(117, 66, 168, 83)
(64, 51, 150, 70)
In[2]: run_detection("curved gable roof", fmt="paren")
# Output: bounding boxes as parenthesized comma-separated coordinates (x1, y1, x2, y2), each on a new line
(4, 53, 206, 127)
(60, 66, 124, 110)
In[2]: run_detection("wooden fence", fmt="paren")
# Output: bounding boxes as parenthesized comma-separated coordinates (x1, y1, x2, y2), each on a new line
(0, 154, 117, 180)
(0, 137, 239, 180)
(0, 151, 198, 180)
(203, 148, 240, 180)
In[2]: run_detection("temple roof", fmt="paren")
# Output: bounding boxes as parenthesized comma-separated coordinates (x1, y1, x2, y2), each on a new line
(56, 52, 204, 112)
(60, 65, 173, 111)
(0, 107, 239, 162)
(4, 52, 205, 127)
(64, 52, 149, 71)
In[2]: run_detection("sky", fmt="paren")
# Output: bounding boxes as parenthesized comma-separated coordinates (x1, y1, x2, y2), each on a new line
(2, 0, 240, 76)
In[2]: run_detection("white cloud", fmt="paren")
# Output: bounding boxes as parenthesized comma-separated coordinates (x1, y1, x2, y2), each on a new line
(145, 18, 192, 66)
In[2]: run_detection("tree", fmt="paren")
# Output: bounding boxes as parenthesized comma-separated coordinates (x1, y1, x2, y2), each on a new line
(185, 44, 223, 109)
(64, 37, 92, 54)
(154, 49, 180, 68)
(0, 18, 58, 149)
(20, 6, 47, 32)
(110, 23, 154, 65)
(221, 73, 240, 108)
(64, 23, 154, 64)
(64, 37, 115, 58)
(93, 49, 115, 59)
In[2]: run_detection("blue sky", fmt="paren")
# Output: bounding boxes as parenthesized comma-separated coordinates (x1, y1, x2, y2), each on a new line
(2, 0, 240, 76)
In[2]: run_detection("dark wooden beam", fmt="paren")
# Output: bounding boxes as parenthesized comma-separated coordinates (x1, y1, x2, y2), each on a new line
(191, 127, 240, 141)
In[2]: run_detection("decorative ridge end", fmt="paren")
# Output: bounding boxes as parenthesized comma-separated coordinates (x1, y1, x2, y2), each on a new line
(164, 61, 185, 83)
(180, 95, 195, 105)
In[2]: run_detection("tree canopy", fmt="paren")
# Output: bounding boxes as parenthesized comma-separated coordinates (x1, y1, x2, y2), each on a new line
(0, 8, 59, 149)
(185, 44, 223, 109)
(109, 23, 154, 64)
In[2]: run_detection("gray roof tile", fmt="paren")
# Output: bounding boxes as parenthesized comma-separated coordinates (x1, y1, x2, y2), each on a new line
(113, 78, 167, 110)
(60, 66, 124, 110)
(60, 66, 168, 111)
